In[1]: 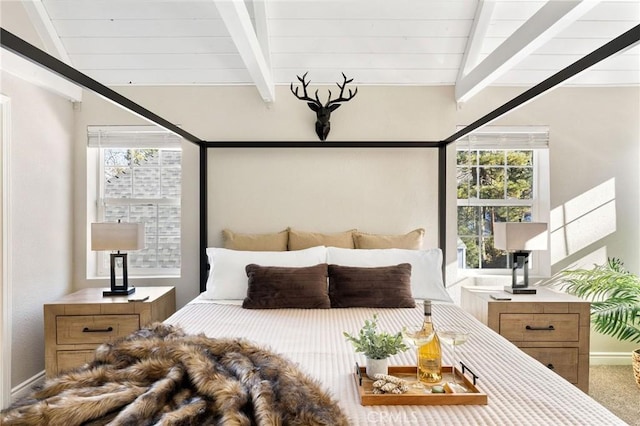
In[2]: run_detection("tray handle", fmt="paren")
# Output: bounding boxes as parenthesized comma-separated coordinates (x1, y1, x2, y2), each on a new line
(460, 361, 479, 386)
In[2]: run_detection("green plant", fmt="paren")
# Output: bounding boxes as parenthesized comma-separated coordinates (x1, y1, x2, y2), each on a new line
(560, 258, 640, 344)
(343, 314, 408, 360)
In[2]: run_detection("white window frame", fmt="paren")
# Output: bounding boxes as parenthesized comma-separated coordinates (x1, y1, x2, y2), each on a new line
(88, 126, 182, 278)
(456, 126, 550, 279)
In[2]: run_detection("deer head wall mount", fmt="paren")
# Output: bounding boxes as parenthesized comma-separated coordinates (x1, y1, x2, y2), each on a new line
(290, 72, 358, 141)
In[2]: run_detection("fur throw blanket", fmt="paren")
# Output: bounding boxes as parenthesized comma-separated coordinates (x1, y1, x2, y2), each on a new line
(1, 323, 349, 426)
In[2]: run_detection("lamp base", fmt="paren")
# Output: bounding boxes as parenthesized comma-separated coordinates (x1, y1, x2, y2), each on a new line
(103, 287, 135, 297)
(504, 286, 537, 295)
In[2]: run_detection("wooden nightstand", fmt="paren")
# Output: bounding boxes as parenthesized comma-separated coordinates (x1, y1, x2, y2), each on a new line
(44, 286, 176, 377)
(461, 286, 590, 393)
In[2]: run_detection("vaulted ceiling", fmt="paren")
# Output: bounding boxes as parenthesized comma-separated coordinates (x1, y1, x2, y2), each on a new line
(14, 0, 640, 103)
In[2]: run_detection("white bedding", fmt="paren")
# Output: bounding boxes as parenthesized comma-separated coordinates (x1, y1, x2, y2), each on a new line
(165, 298, 624, 425)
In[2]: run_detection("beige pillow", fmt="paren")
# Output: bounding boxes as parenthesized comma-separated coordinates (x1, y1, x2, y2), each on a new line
(222, 229, 289, 251)
(288, 229, 356, 250)
(353, 228, 425, 250)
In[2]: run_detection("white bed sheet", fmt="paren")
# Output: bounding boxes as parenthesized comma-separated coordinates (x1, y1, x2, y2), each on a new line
(164, 297, 624, 426)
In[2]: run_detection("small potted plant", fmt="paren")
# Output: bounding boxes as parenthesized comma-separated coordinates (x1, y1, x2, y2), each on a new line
(560, 257, 640, 387)
(343, 313, 408, 379)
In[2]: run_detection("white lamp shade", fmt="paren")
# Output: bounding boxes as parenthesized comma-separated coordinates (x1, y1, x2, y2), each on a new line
(493, 222, 548, 251)
(91, 222, 145, 251)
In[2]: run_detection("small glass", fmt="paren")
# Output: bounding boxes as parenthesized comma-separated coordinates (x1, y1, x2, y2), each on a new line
(402, 325, 434, 389)
(438, 326, 470, 391)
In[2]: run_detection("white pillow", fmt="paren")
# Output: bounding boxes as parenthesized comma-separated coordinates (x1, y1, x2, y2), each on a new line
(203, 246, 328, 300)
(326, 247, 452, 303)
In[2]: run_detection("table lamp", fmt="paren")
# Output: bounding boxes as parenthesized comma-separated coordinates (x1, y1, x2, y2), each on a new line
(91, 221, 145, 296)
(493, 222, 548, 294)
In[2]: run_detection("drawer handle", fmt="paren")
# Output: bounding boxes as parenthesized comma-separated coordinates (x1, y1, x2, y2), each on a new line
(82, 326, 113, 333)
(546, 363, 555, 370)
(525, 325, 555, 331)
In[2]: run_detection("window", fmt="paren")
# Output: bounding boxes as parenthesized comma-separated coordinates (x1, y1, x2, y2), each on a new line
(456, 127, 550, 276)
(89, 126, 182, 277)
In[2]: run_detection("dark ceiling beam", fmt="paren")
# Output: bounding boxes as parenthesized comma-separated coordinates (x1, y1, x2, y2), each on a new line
(444, 23, 640, 145)
(0, 27, 204, 146)
(204, 141, 442, 148)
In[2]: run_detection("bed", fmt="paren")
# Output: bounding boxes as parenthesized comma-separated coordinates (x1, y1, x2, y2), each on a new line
(165, 299, 623, 425)
(174, 242, 624, 425)
(1, 242, 625, 425)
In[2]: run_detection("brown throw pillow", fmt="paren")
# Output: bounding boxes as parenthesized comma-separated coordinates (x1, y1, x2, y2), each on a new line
(222, 229, 289, 251)
(328, 263, 415, 308)
(353, 228, 425, 249)
(243, 263, 330, 309)
(288, 229, 356, 250)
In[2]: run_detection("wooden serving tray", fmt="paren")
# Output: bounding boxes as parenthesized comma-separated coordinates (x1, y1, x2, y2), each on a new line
(354, 365, 487, 406)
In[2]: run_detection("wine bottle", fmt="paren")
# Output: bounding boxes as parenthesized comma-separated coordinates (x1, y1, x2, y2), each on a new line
(417, 300, 442, 383)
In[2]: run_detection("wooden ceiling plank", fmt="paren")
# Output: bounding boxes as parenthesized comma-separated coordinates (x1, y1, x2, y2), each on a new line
(268, 19, 471, 38)
(267, 0, 473, 20)
(72, 53, 246, 70)
(52, 19, 230, 38)
(455, 0, 601, 103)
(273, 52, 461, 70)
(94, 69, 253, 85)
(42, 0, 220, 20)
(271, 36, 468, 55)
(63, 37, 238, 55)
(213, 0, 275, 103)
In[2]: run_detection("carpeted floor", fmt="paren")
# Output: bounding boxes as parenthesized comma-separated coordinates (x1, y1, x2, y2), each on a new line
(589, 365, 639, 425)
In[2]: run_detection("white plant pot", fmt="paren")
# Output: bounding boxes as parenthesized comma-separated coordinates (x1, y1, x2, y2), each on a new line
(366, 357, 388, 379)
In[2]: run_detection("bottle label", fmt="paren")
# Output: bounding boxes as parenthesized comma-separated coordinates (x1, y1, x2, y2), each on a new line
(423, 300, 432, 317)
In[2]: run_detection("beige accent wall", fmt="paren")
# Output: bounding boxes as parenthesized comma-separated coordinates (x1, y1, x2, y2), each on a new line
(207, 147, 440, 247)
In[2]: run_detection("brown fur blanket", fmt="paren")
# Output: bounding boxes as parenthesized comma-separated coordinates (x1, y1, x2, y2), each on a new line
(1, 323, 349, 426)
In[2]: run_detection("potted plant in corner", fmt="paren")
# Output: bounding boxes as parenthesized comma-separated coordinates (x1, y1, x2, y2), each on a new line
(344, 313, 408, 379)
(560, 257, 640, 387)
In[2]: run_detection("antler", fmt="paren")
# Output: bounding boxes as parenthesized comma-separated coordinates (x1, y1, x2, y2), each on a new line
(325, 72, 358, 107)
(290, 72, 323, 106)
(289, 72, 358, 141)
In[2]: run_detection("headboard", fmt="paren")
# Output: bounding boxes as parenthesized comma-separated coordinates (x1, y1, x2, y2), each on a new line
(207, 148, 439, 247)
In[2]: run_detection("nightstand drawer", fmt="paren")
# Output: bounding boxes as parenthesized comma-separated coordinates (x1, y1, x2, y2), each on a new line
(56, 315, 140, 344)
(499, 313, 579, 342)
(57, 350, 96, 373)
(521, 347, 578, 383)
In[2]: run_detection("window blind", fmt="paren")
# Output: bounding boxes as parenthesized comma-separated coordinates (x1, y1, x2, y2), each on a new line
(87, 125, 183, 149)
(455, 126, 549, 150)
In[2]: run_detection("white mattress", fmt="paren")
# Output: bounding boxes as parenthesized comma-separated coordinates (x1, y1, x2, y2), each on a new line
(164, 298, 624, 425)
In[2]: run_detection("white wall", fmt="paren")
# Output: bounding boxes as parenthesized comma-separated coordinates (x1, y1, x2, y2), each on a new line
(1, 71, 75, 389)
(457, 86, 640, 360)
